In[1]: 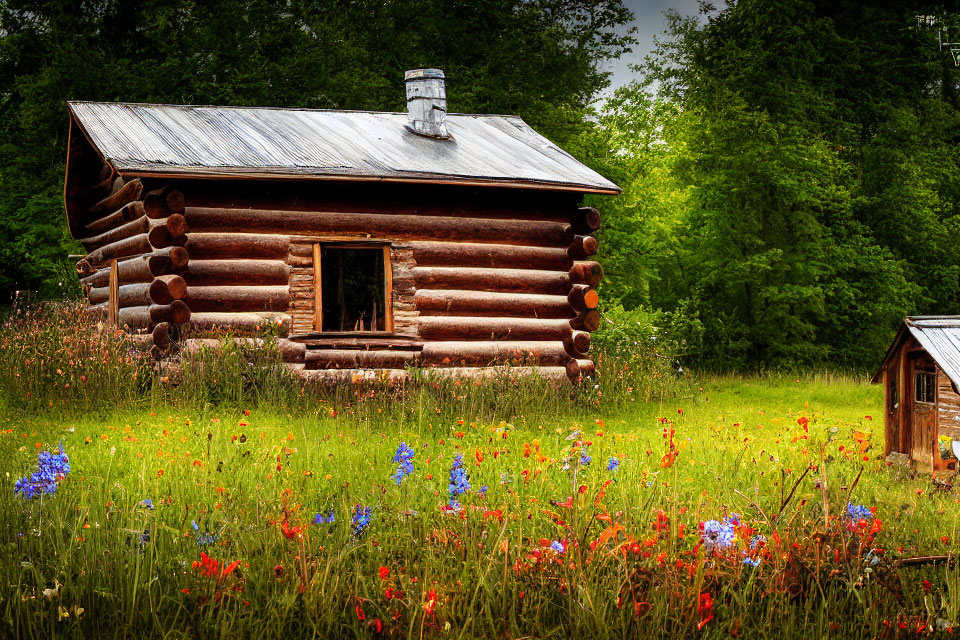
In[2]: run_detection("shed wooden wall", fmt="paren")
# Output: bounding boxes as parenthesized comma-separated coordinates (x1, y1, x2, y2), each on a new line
(67, 140, 603, 383)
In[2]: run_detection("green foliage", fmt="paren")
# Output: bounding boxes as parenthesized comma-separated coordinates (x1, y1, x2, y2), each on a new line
(589, 0, 960, 371)
(0, 0, 636, 302)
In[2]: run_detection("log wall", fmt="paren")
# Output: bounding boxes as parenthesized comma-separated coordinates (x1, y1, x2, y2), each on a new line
(67, 151, 604, 382)
(938, 368, 960, 439)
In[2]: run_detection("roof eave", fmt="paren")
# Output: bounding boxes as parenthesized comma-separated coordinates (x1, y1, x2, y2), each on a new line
(115, 167, 622, 195)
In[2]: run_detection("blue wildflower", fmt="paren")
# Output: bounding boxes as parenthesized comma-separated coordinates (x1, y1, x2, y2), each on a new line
(140, 498, 154, 510)
(390, 442, 416, 485)
(700, 518, 737, 553)
(314, 509, 336, 525)
(352, 505, 372, 538)
(448, 454, 471, 509)
(846, 502, 872, 523)
(550, 540, 565, 553)
(607, 457, 620, 472)
(13, 443, 70, 500)
(742, 556, 761, 567)
(579, 448, 592, 468)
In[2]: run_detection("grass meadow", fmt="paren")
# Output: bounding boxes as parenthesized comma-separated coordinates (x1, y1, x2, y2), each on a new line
(1, 302, 959, 639)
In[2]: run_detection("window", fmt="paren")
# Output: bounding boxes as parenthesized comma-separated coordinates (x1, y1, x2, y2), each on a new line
(313, 244, 393, 333)
(915, 371, 936, 404)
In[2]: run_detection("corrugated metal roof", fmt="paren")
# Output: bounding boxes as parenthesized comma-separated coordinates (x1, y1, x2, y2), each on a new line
(67, 101, 620, 194)
(906, 317, 960, 387)
(872, 316, 960, 385)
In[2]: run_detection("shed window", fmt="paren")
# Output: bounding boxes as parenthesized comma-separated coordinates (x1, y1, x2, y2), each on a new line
(915, 372, 936, 404)
(313, 244, 393, 333)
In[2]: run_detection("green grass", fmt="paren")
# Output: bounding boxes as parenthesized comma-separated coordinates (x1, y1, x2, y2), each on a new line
(5, 372, 960, 639)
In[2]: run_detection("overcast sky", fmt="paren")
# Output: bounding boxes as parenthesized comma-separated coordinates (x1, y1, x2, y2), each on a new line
(600, 0, 703, 95)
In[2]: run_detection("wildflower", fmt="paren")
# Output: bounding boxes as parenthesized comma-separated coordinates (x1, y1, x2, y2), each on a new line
(378, 566, 390, 580)
(14, 443, 70, 499)
(846, 502, 873, 528)
(697, 592, 713, 630)
(314, 509, 335, 525)
(448, 454, 471, 510)
(352, 505, 372, 538)
(550, 540, 565, 553)
(281, 519, 303, 540)
(139, 498, 154, 510)
(607, 457, 620, 472)
(390, 442, 415, 485)
(274, 564, 284, 578)
(700, 518, 736, 554)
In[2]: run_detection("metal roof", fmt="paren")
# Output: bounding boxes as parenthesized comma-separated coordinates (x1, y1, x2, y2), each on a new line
(873, 316, 960, 385)
(67, 101, 620, 194)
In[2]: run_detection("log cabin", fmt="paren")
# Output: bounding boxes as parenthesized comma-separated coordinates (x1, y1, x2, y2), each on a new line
(872, 316, 960, 471)
(64, 69, 619, 384)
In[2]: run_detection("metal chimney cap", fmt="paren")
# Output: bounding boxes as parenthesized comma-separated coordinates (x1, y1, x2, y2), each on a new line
(404, 68, 445, 81)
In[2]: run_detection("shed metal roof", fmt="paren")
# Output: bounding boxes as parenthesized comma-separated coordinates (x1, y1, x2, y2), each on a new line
(872, 316, 960, 385)
(67, 101, 620, 194)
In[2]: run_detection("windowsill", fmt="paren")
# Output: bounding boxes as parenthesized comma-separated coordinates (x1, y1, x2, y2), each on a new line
(293, 331, 408, 339)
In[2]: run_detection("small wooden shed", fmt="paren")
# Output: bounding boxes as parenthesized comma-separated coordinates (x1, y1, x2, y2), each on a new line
(872, 316, 960, 470)
(64, 69, 619, 383)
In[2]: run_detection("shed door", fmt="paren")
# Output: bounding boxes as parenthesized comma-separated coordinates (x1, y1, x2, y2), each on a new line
(909, 354, 937, 468)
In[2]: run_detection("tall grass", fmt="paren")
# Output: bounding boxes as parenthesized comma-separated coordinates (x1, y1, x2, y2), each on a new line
(6, 301, 953, 639)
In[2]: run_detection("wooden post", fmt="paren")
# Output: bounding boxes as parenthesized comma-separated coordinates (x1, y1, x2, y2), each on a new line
(383, 245, 394, 333)
(108, 259, 119, 326)
(313, 243, 323, 332)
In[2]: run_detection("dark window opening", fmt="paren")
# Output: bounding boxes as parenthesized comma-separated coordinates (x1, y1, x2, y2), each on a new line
(320, 247, 387, 332)
(915, 371, 936, 404)
(888, 372, 898, 414)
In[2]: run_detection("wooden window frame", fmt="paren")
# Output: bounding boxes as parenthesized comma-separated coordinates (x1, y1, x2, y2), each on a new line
(313, 241, 394, 334)
(915, 371, 936, 405)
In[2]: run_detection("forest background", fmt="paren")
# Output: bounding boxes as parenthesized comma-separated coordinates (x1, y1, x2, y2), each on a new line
(1, 0, 958, 372)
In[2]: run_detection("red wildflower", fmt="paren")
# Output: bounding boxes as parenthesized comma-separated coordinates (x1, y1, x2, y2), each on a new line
(280, 519, 303, 540)
(379, 566, 390, 580)
(697, 592, 714, 630)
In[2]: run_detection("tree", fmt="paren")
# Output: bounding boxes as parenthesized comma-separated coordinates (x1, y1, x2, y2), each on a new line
(0, 0, 636, 300)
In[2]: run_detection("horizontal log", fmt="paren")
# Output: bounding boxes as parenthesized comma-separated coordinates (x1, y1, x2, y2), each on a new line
(184, 207, 574, 247)
(185, 233, 290, 260)
(565, 359, 581, 382)
(277, 339, 306, 363)
(575, 358, 596, 380)
(414, 290, 574, 319)
(570, 310, 600, 333)
(90, 179, 143, 214)
(147, 223, 188, 250)
(562, 331, 591, 358)
(178, 338, 266, 355)
(568, 285, 599, 312)
(182, 260, 291, 286)
(144, 188, 186, 218)
(568, 235, 599, 260)
(157, 246, 190, 270)
(572, 207, 601, 234)
(76, 259, 93, 277)
(421, 341, 571, 367)
(85, 201, 145, 235)
(406, 241, 572, 270)
(84, 233, 153, 265)
(183, 286, 289, 313)
(185, 312, 291, 338)
(149, 301, 191, 325)
(413, 267, 571, 295)
(416, 317, 572, 341)
(304, 349, 420, 370)
(86, 175, 122, 206)
(118, 306, 151, 330)
(97, 162, 114, 183)
(80, 214, 187, 251)
(81, 254, 177, 289)
(153, 322, 178, 351)
(88, 276, 186, 307)
(289, 365, 570, 386)
(570, 261, 603, 288)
